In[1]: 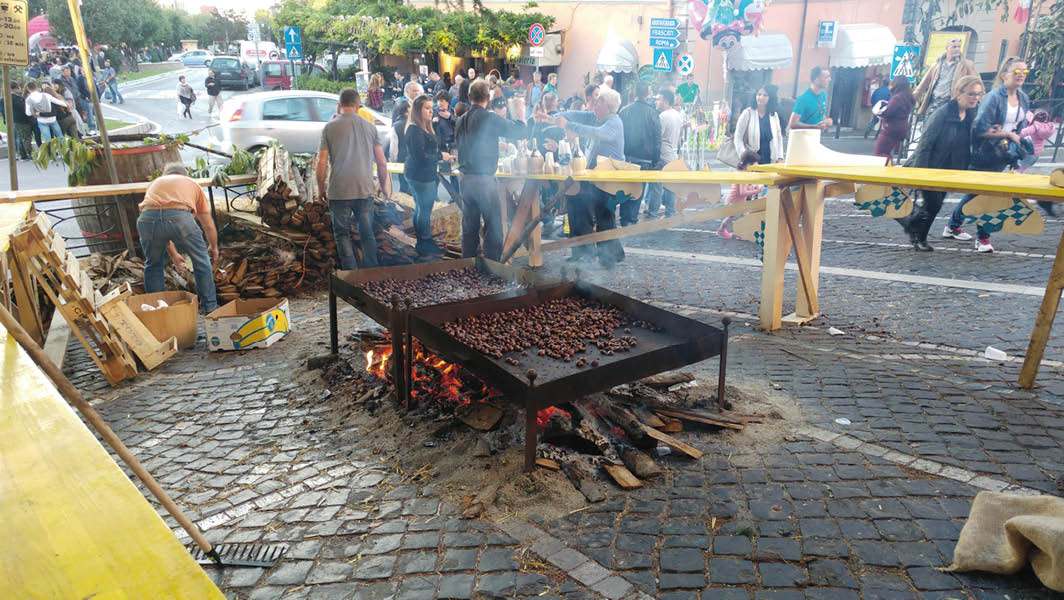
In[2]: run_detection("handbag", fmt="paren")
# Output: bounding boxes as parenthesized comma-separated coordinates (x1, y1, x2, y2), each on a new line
(717, 136, 740, 168)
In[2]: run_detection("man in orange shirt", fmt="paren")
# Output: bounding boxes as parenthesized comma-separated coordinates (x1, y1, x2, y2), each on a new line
(136, 163, 220, 312)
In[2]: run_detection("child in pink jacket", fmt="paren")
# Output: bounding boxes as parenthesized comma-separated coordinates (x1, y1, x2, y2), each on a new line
(718, 150, 765, 238)
(1020, 110, 1056, 215)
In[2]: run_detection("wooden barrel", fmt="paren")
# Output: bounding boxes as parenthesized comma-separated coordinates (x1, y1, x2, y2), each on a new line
(73, 134, 181, 254)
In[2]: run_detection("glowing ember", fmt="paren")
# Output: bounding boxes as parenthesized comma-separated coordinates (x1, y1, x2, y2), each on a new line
(363, 341, 492, 406)
(537, 406, 572, 429)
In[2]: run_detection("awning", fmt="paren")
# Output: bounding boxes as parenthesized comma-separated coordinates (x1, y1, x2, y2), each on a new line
(596, 37, 639, 73)
(830, 23, 898, 68)
(727, 31, 793, 71)
(515, 33, 563, 67)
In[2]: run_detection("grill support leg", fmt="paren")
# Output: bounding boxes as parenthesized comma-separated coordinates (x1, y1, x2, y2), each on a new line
(390, 295, 406, 407)
(718, 317, 731, 410)
(524, 370, 538, 472)
(404, 298, 413, 409)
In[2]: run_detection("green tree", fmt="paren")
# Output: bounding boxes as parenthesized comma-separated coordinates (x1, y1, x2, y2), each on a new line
(200, 9, 248, 49)
(1025, 1, 1063, 97)
(45, 0, 163, 66)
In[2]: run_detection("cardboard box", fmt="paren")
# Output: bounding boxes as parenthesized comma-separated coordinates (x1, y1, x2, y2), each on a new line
(204, 297, 291, 351)
(125, 291, 199, 350)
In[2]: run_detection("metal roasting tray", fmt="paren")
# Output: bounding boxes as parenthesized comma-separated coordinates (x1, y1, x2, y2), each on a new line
(409, 281, 725, 404)
(330, 257, 558, 328)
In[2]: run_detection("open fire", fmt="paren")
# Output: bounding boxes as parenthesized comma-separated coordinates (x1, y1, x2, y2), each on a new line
(363, 340, 572, 429)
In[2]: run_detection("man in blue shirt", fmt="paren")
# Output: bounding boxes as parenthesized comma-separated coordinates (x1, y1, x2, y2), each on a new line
(547, 86, 626, 268)
(789, 66, 834, 131)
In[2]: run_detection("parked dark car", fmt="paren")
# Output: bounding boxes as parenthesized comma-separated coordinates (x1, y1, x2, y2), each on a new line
(208, 56, 253, 90)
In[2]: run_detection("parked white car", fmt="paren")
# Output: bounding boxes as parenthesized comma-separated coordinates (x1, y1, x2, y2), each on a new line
(211, 90, 391, 156)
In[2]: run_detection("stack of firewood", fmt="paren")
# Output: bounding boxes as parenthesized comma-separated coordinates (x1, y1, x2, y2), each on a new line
(213, 239, 306, 302)
(255, 146, 418, 269)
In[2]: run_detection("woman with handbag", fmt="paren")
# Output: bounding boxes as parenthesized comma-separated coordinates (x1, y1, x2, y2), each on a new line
(177, 75, 195, 119)
(945, 57, 1030, 253)
(899, 75, 984, 251)
(729, 85, 784, 166)
(873, 77, 915, 159)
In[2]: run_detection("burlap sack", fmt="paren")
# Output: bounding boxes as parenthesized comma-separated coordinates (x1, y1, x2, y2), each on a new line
(946, 491, 1064, 592)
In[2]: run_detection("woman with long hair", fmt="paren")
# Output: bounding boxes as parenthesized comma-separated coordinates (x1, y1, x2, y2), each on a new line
(899, 75, 984, 251)
(403, 94, 453, 257)
(873, 76, 915, 159)
(366, 73, 384, 111)
(732, 84, 784, 164)
(945, 56, 1030, 253)
(177, 75, 194, 119)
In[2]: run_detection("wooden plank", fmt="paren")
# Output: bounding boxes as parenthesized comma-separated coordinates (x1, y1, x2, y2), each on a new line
(0, 174, 256, 204)
(796, 180, 825, 319)
(6, 249, 43, 346)
(98, 295, 178, 370)
(387, 162, 794, 186)
(42, 308, 71, 369)
(1019, 227, 1064, 388)
(602, 463, 643, 490)
(542, 196, 767, 253)
(653, 408, 745, 431)
(823, 181, 856, 198)
(0, 326, 225, 598)
(759, 186, 793, 331)
(779, 188, 818, 317)
(644, 426, 704, 459)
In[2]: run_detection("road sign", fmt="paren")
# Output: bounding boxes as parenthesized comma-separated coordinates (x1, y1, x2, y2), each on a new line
(816, 20, 837, 48)
(653, 48, 673, 72)
(650, 27, 681, 39)
(0, 0, 28, 67)
(529, 46, 545, 57)
(284, 26, 302, 60)
(650, 18, 680, 28)
(677, 53, 694, 75)
(650, 38, 680, 49)
(892, 44, 920, 82)
(528, 23, 546, 47)
(247, 23, 260, 42)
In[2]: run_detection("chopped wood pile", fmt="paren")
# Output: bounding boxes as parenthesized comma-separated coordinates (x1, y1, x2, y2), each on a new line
(213, 239, 305, 302)
(80, 250, 190, 295)
(254, 146, 418, 276)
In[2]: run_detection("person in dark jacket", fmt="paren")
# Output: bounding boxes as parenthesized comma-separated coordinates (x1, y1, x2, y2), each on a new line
(392, 101, 413, 195)
(899, 75, 984, 251)
(945, 57, 1030, 253)
(6, 82, 33, 159)
(617, 82, 661, 226)
(454, 80, 526, 260)
(432, 91, 456, 151)
(405, 94, 454, 257)
(873, 77, 915, 159)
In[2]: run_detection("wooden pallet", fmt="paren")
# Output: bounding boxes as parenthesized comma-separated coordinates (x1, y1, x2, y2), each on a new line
(10, 213, 141, 385)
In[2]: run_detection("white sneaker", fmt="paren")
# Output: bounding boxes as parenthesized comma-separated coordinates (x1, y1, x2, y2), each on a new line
(975, 238, 994, 253)
(942, 226, 973, 241)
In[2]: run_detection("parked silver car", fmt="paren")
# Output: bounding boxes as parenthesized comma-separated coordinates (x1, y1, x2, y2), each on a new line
(211, 90, 391, 156)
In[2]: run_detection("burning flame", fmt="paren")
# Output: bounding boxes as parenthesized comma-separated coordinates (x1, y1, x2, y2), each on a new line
(537, 406, 572, 429)
(364, 342, 490, 406)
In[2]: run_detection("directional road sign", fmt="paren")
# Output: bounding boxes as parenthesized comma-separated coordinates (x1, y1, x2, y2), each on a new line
(528, 23, 546, 47)
(650, 18, 680, 28)
(247, 23, 260, 42)
(0, 0, 28, 67)
(650, 27, 681, 39)
(650, 38, 680, 49)
(653, 48, 673, 72)
(677, 53, 694, 75)
(284, 26, 302, 60)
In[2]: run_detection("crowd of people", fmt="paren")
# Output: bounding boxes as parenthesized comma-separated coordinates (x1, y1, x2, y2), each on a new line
(315, 43, 1051, 273)
(2, 50, 124, 159)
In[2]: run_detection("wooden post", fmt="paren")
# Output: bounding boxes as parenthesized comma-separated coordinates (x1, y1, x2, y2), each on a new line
(3, 66, 16, 191)
(779, 188, 817, 316)
(758, 185, 793, 331)
(1019, 227, 1064, 388)
(67, 0, 133, 255)
(794, 180, 825, 319)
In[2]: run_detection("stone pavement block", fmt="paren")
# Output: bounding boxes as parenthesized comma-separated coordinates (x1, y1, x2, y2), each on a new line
(396, 575, 437, 600)
(438, 573, 475, 599)
(807, 560, 858, 588)
(591, 575, 632, 599)
(713, 535, 752, 556)
(659, 573, 706, 589)
(305, 561, 352, 585)
(570, 560, 611, 586)
(757, 562, 806, 587)
(440, 548, 478, 571)
(754, 537, 802, 561)
(352, 555, 396, 579)
(308, 582, 360, 599)
(908, 567, 961, 591)
(399, 551, 438, 574)
(225, 567, 266, 588)
(545, 547, 588, 572)
(263, 560, 313, 585)
(701, 588, 752, 599)
(660, 548, 705, 572)
(709, 558, 756, 584)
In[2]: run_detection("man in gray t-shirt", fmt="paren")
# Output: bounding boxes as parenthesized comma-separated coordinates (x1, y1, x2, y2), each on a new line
(315, 87, 390, 270)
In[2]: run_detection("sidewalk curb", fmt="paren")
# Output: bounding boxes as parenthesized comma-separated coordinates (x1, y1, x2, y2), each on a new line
(116, 65, 191, 92)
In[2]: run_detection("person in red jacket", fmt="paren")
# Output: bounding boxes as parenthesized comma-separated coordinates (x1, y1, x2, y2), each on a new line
(873, 77, 915, 160)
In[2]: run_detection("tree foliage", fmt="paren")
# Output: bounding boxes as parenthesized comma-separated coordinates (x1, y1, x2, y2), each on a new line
(45, 0, 164, 49)
(269, 0, 554, 59)
(1025, 1, 1063, 97)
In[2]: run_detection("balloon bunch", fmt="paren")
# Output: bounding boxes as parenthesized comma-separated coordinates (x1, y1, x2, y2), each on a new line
(688, 0, 768, 51)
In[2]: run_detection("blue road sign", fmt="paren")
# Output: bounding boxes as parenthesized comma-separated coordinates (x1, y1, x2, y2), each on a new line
(650, 18, 680, 28)
(284, 26, 302, 60)
(653, 48, 673, 72)
(891, 44, 920, 82)
(677, 53, 694, 75)
(650, 27, 681, 39)
(650, 38, 680, 49)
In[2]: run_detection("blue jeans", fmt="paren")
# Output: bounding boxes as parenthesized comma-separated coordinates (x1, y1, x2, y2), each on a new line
(83, 103, 96, 130)
(330, 198, 378, 270)
(136, 209, 217, 313)
(106, 81, 123, 103)
(644, 182, 676, 217)
(409, 178, 439, 255)
(459, 174, 503, 261)
(949, 164, 1008, 240)
(38, 120, 62, 142)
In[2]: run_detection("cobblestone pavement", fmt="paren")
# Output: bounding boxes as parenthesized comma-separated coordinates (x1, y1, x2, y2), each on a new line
(63, 175, 1064, 599)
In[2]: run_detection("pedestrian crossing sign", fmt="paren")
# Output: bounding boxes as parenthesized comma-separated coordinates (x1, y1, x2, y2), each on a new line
(653, 48, 673, 72)
(891, 44, 920, 83)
